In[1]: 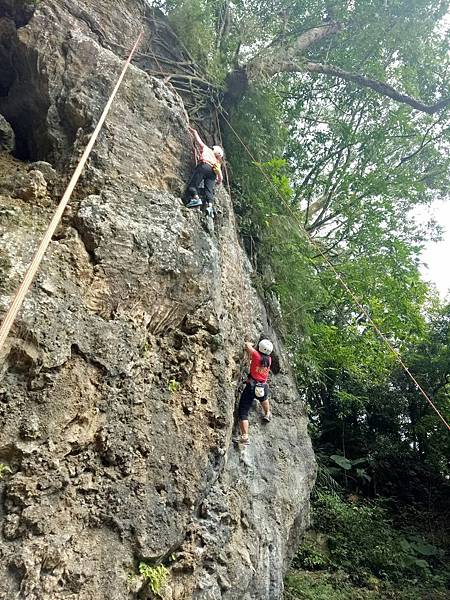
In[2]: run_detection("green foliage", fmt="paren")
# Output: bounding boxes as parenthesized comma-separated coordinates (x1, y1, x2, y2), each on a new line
(224, 85, 321, 340)
(163, 0, 450, 106)
(287, 80, 450, 241)
(0, 464, 12, 480)
(287, 492, 450, 598)
(220, 76, 448, 481)
(225, 85, 288, 199)
(139, 563, 169, 596)
(167, 379, 181, 393)
(328, 456, 371, 486)
(164, 0, 229, 81)
(285, 570, 450, 600)
(314, 460, 342, 498)
(222, 78, 450, 513)
(304, 493, 448, 585)
(286, 571, 368, 600)
(330, 455, 353, 471)
(292, 543, 329, 571)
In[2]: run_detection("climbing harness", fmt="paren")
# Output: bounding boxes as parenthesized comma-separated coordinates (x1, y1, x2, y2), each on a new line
(246, 376, 269, 401)
(0, 32, 144, 354)
(254, 383, 266, 399)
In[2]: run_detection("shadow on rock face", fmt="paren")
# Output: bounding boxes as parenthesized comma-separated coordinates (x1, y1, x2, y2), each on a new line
(0, 0, 36, 28)
(0, 5, 53, 161)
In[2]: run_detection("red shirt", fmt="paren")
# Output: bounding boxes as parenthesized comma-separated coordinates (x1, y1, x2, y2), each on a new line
(249, 349, 271, 383)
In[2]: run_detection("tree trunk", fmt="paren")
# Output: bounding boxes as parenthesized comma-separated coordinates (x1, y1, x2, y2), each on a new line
(224, 66, 249, 110)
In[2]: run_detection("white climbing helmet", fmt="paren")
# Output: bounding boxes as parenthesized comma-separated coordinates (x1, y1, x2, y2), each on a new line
(212, 145, 224, 158)
(258, 339, 273, 355)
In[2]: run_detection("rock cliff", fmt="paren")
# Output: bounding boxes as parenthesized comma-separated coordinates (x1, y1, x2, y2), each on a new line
(0, 2, 316, 599)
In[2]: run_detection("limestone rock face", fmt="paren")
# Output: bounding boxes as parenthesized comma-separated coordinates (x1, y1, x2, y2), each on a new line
(0, 2, 316, 599)
(0, 114, 14, 153)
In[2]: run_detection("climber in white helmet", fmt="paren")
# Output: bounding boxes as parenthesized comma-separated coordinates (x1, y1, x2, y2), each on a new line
(186, 125, 223, 210)
(235, 337, 274, 445)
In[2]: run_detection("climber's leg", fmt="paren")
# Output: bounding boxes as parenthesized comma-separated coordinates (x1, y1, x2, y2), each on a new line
(188, 164, 214, 208)
(199, 168, 216, 217)
(237, 383, 253, 443)
(203, 169, 216, 204)
(239, 419, 249, 441)
(186, 164, 204, 207)
(260, 398, 272, 422)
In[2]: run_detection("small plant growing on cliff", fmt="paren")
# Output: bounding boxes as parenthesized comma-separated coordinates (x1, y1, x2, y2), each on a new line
(0, 464, 12, 480)
(141, 337, 152, 358)
(139, 562, 169, 596)
(168, 379, 181, 393)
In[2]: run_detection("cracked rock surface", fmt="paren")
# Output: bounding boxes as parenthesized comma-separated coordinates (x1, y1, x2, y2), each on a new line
(0, 1, 316, 599)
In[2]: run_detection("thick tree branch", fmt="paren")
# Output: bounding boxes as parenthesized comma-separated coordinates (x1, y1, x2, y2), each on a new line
(304, 62, 450, 115)
(271, 22, 341, 53)
(243, 21, 449, 115)
(248, 22, 341, 77)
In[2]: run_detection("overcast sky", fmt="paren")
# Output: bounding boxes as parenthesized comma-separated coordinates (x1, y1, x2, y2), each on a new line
(419, 199, 450, 300)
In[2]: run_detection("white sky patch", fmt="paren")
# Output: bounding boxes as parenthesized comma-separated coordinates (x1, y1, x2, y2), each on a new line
(417, 199, 450, 300)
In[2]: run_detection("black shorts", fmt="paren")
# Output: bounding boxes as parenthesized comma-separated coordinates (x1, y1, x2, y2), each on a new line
(238, 382, 269, 421)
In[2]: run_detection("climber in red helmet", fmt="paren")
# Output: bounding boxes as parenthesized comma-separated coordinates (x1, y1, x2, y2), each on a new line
(235, 338, 273, 446)
(186, 126, 223, 211)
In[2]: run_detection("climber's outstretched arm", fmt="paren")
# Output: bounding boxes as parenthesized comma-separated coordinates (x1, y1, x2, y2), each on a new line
(244, 342, 255, 356)
(188, 126, 205, 149)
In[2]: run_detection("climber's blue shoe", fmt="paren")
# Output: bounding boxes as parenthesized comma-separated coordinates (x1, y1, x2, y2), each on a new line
(187, 198, 202, 208)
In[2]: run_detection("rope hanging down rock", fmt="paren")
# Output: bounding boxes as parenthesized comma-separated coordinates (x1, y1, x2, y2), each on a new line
(0, 31, 144, 355)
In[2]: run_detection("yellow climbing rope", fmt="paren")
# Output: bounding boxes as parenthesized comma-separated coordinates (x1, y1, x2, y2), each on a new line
(0, 31, 144, 355)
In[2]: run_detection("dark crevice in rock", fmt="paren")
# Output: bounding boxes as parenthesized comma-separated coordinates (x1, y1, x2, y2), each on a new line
(64, 4, 105, 45)
(0, 9, 53, 161)
(0, 31, 53, 160)
(71, 217, 100, 268)
(0, 18, 16, 96)
(70, 343, 109, 375)
(6, 562, 23, 594)
(0, 0, 36, 28)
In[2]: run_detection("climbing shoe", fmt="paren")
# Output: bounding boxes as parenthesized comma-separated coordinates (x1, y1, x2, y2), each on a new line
(187, 198, 202, 208)
(233, 433, 249, 445)
(262, 411, 272, 422)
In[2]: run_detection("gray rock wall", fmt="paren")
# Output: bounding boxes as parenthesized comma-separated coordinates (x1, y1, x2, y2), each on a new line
(0, 2, 316, 598)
